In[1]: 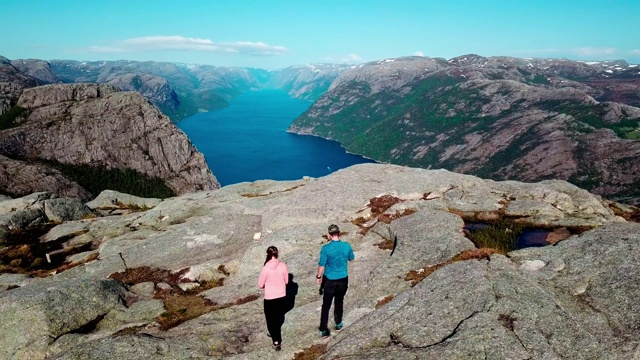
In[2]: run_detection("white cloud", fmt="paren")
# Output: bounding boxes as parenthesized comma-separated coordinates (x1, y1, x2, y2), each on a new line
(632, 49, 640, 54)
(220, 41, 288, 56)
(88, 36, 287, 56)
(340, 53, 362, 62)
(415, 51, 424, 57)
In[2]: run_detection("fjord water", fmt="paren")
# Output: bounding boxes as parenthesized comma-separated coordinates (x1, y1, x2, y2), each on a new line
(177, 89, 376, 186)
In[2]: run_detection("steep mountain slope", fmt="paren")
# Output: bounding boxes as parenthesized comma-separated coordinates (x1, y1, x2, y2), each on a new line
(268, 64, 350, 101)
(10, 58, 60, 84)
(289, 55, 640, 204)
(0, 83, 219, 197)
(0, 56, 43, 114)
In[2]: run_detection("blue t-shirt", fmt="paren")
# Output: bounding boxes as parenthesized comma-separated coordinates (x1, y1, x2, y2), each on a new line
(318, 240, 355, 280)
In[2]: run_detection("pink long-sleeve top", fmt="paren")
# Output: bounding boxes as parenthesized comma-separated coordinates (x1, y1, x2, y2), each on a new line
(258, 258, 289, 300)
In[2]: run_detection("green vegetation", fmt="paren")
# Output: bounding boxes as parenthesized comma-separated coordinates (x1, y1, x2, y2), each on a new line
(42, 160, 175, 199)
(567, 141, 602, 191)
(468, 220, 523, 253)
(473, 127, 541, 180)
(539, 100, 640, 139)
(529, 75, 551, 85)
(0, 106, 27, 130)
(315, 75, 488, 167)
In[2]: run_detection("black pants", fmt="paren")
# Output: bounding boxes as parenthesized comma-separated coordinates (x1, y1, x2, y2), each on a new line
(319, 277, 348, 331)
(264, 296, 287, 343)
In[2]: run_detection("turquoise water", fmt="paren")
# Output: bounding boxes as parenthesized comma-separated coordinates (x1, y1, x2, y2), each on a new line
(177, 89, 376, 186)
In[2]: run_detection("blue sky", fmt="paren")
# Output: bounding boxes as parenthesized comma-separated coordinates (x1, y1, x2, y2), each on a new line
(2, 0, 639, 69)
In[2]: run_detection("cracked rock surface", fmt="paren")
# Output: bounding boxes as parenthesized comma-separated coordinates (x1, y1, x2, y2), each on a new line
(0, 163, 638, 359)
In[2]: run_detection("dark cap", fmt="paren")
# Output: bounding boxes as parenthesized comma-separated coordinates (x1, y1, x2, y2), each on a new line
(328, 224, 340, 235)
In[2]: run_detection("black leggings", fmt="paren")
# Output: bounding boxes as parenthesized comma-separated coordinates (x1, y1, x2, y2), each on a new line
(319, 277, 348, 331)
(264, 296, 287, 343)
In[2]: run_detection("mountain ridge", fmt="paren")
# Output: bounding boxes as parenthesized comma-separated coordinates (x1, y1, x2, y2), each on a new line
(289, 54, 640, 205)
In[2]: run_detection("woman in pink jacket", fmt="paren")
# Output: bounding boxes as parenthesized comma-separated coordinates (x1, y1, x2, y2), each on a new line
(258, 246, 289, 351)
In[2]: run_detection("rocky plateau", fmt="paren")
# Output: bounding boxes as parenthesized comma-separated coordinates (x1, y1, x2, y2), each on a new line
(0, 163, 639, 359)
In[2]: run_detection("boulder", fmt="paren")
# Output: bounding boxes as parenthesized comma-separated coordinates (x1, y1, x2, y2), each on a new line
(43, 198, 94, 223)
(86, 190, 162, 212)
(39, 221, 90, 243)
(0, 278, 127, 360)
(0, 192, 56, 215)
(49, 334, 194, 360)
(0, 208, 46, 244)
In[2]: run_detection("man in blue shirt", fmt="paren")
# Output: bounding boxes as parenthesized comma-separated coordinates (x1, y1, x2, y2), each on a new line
(316, 224, 355, 338)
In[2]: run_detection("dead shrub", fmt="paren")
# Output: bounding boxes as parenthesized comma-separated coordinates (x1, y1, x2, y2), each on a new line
(369, 195, 403, 216)
(378, 208, 416, 224)
(109, 266, 174, 285)
(108, 266, 190, 286)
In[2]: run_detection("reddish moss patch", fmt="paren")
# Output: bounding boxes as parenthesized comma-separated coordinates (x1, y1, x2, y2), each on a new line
(404, 248, 499, 286)
(369, 195, 403, 216)
(378, 208, 416, 224)
(451, 248, 500, 261)
(405, 263, 448, 286)
(293, 343, 328, 360)
(234, 294, 259, 305)
(376, 295, 395, 309)
(352, 195, 414, 235)
(109, 266, 174, 285)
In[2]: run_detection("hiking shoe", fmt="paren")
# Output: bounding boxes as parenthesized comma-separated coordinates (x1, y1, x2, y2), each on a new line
(320, 329, 331, 339)
(272, 342, 281, 351)
(335, 322, 344, 332)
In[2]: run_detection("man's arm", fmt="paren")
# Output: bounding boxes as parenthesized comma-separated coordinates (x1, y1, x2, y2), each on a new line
(316, 266, 325, 284)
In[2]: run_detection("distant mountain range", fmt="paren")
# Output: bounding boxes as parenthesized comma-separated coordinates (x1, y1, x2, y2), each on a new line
(2, 54, 639, 204)
(288, 55, 640, 205)
(3, 56, 351, 121)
